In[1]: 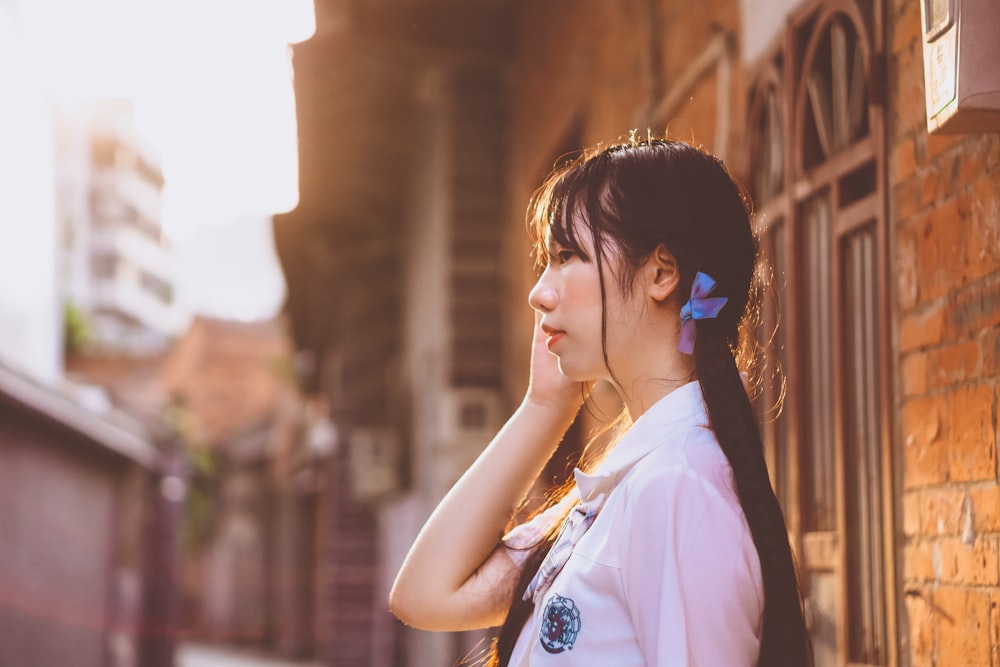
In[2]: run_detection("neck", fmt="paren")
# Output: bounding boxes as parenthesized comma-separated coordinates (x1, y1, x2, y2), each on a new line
(604, 293, 697, 420)
(610, 327, 696, 420)
(617, 370, 696, 421)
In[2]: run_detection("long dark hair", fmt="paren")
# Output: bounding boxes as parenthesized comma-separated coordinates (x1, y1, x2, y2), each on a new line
(490, 138, 811, 666)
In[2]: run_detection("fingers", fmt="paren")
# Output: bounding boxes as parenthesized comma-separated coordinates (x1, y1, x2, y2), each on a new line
(532, 309, 547, 345)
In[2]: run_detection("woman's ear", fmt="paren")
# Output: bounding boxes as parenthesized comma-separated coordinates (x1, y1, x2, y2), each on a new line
(647, 244, 680, 302)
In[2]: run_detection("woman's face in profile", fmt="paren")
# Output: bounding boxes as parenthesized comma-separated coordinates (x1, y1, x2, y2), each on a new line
(529, 217, 644, 384)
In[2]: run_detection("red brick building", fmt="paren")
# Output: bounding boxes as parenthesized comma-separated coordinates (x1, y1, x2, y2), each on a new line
(158, 317, 323, 659)
(278, 1, 1000, 665)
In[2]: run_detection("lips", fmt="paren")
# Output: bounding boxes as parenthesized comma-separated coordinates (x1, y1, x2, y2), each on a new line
(541, 324, 566, 349)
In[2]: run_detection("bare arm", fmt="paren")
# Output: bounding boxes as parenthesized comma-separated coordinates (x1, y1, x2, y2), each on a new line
(389, 313, 582, 631)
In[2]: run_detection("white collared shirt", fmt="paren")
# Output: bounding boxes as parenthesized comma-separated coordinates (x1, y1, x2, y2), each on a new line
(503, 381, 763, 666)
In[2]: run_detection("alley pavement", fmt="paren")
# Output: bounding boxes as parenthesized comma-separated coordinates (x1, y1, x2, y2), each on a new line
(176, 643, 323, 667)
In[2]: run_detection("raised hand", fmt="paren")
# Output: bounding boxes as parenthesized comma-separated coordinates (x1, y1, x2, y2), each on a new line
(391, 314, 585, 632)
(525, 310, 585, 416)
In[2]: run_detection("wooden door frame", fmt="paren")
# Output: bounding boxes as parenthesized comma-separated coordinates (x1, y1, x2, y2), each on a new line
(744, 0, 897, 663)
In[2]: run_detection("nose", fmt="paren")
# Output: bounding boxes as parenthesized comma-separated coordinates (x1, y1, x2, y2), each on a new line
(528, 268, 557, 313)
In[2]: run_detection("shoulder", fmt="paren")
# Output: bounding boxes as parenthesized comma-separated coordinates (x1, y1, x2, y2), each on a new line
(612, 425, 751, 566)
(616, 429, 762, 602)
(626, 425, 738, 511)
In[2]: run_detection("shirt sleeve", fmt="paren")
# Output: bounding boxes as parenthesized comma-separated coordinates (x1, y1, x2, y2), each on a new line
(621, 467, 763, 666)
(501, 490, 578, 569)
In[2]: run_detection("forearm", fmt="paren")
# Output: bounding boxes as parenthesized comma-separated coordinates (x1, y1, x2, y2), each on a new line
(389, 397, 577, 630)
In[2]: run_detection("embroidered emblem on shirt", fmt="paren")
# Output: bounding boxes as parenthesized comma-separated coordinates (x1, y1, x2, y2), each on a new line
(539, 594, 582, 654)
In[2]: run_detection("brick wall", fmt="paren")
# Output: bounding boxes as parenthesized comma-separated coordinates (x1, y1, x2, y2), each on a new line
(889, 0, 1000, 664)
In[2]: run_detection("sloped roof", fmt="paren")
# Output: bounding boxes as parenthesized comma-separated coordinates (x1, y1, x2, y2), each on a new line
(0, 362, 161, 469)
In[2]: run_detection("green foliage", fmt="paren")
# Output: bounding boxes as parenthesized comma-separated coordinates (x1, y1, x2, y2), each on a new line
(182, 460, 218, 554)
(164, 401, 220, 554)
(63, 301, 91, 355)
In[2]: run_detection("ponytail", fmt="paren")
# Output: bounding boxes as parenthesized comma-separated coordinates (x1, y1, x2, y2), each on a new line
(695, 326, 812, 666)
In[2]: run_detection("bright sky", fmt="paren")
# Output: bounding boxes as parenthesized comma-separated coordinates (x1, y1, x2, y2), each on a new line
(20, 0, 315, 320)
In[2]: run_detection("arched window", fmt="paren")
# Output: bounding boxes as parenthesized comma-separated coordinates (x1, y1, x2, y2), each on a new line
(746, 1, 895, 664)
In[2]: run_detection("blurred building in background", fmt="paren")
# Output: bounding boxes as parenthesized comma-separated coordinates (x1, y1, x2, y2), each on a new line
(156, 316, 315, 657)
(1, 8, 179, 667)
(275, 2, 515, 664)
(1, 5, 181, 667)
(277, 0, 1000, 666)
(57, 98, 180, 355)
(0, 362, 180, 667)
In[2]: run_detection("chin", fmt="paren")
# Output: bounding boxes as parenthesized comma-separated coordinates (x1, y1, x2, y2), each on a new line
(557, 359, 600, 383)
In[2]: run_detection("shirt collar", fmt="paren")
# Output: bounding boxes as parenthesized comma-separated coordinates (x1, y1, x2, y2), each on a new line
(573, 380, 709, 501)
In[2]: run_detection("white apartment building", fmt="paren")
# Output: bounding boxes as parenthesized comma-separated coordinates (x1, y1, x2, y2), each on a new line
(1, 2, 177, 386)
(58, 99, 181, 353)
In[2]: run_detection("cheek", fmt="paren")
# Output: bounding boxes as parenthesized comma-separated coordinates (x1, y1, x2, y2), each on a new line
(565, 277, 604, 330)
(608, 292, 643, 327)
(569, 263, 603, 302)
(595, 274, 632, 321)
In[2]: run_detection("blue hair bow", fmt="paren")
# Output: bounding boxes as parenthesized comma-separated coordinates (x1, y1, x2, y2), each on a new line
(678, 272, 728, 355)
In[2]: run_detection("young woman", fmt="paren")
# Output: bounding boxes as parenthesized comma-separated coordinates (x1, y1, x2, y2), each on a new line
(390, 138, 812, 666)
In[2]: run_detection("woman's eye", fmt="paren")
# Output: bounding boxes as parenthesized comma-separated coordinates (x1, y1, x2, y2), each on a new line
(556, 249, 575, 263)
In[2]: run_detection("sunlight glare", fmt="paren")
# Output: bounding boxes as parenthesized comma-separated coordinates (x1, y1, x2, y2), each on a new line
(25, 0, 316, 240)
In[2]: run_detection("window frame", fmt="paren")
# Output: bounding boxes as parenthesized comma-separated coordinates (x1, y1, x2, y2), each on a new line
(743, 0, 897, 664)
